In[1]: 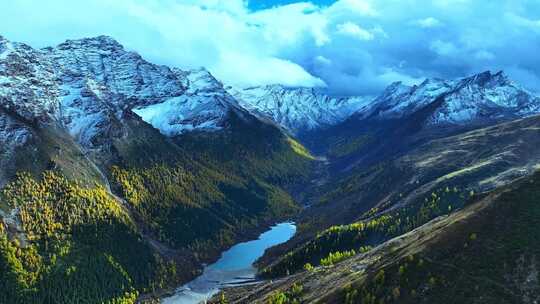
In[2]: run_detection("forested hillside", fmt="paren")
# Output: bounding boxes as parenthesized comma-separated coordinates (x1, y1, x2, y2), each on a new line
(0, 172, 174, 304)
(211, 171, 540, 303)
(0, 36, 315, 303)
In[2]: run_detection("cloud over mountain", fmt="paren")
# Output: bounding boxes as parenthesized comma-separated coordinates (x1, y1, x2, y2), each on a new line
(1, 0, 539, 95)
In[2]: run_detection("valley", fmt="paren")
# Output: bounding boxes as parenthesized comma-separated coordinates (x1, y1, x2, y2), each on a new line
(162, 222, 296, 304)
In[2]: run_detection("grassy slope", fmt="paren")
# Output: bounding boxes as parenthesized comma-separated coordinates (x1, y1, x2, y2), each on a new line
(213, 170, 540, 304)
(256, 115, 540, 277)
(330, 170, 540, 304)
(215, 115, 540, 303)
(284, 114, 540, 253)
(261, 185, 470, 278)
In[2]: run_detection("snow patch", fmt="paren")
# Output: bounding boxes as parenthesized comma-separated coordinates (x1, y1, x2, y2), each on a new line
(133, 96, 224, 136)
(58, 83, 110, 147)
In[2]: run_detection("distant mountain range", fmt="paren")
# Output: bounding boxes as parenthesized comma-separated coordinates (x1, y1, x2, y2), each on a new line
(229, 84, 370, 134)
(360, 70, 540, 124)
(2, 34, 538, 149)
(233, 70, 540, 136)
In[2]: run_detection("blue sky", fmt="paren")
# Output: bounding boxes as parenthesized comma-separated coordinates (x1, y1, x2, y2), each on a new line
(1, 0, 540, 95)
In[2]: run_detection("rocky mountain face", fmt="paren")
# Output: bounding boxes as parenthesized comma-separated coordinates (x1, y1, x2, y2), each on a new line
(0, 35, 263, 181)
(132, 68, 248, 136)
(231, 71, 540, 139)
(230, 85, 370, 135)
(0, 36, 60, 122)
(0, 35, 249, 149)
(361, 70, 540, 124)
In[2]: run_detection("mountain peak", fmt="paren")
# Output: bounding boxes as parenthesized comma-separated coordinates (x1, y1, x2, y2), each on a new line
(48, 35, 188, 102)
(419, 77, 448, 87)
(364, 70, 539, 125)
(232, 84, 370, 134)
(56, 35, 124, 51)
(427, 70, 538, 124)
(246, 84, 319, 96)
(384, 81, 410, 93)
(181, 67, 229, 96)
(459, 70, 511, 88)
(374, 81, 411, 103)
(250, 84, 289, 92)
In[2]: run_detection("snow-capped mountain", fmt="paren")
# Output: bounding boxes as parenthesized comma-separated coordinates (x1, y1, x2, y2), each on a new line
(47, 36, 186, 103)
(49, 36, 250, 139)
(2, 34, 539, 155)
(230, 85, 370, 134)
(431, 71, 540, 124)
(0, 35, 247, 152)
(364, 78, 453, 119)
(362, 71, 540, 125)
(132, 68, 247, 136)
(229, 71, 539, 136)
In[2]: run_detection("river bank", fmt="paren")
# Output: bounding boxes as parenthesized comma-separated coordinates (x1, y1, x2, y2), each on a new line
(161, 222, 296, 304)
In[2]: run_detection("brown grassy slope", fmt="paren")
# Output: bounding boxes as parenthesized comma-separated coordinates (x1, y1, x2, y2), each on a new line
(213, 170, 540, 304)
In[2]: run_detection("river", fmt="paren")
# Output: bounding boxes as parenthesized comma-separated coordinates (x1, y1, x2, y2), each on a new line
(162, 222, 296, 304)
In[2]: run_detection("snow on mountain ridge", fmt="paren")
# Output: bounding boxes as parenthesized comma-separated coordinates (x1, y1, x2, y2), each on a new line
(230, 84, 370, 134)
(431, 71, 540, 124)
(175, 67, 228, 96)
(46, 35, 187, 104)
(47, 36, 253, 138)
(132, 67, 248, 136)
(361, 70, 540, 125)
(0, 38, 61, 122)
(0, 36, 13, 59)
(230, 70, 539, 134)
(58, 79, 121, 148)
(0, 35, 251, 152)
(1, 35, 539, 147)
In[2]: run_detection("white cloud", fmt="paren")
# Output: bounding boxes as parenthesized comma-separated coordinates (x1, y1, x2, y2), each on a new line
(0, 0, 327, 88)
(336, 22, 374, 40)
(413, 17, 443, 28)
(432, 0, 471, 8)
(327, 0, 378, 16)
(249, 3, 331, 47)
(315, 55, 332, 66)
(474, 50, 495, 60)
(430, 40, 458, 56)
(506, 13, 540, 33)
(1, 0, 540, 95)
(216, 52, 326, 87)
